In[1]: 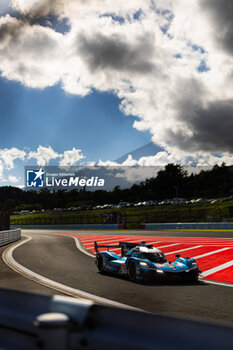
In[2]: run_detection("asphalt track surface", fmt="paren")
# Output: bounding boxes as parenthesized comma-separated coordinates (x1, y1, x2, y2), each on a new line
(4, 229, 233, 326)
(0, 243, 61, 296)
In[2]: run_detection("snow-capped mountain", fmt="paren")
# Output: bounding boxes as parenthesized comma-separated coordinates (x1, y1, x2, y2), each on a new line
(115, 142, 163, 163)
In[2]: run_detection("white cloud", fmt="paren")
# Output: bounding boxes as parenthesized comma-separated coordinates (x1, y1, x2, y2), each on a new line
(0, 159, 3, 179)
(0, 143, 232, 187)
(115, 166, 157, 183)
(0, 145, 86, 174)
(0, 147, 26, 169)
(27, 145, 86, 166)
(97, 151, 233, 167)
(0, 15, 64, 89)
(0, 145, 87, 184)
(8, 175, 21, 183)
(28, 145, 60, 166)
(0, 1, 233, 164)
(97, 160, 120, 166)
(16, 184, 25, 188)
(59, 147, 85, 166)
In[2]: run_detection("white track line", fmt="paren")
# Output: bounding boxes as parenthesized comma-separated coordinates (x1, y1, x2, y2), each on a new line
(200, 279, 233, 288)
(79, 236, 145, 244)
(83, 237, 142, 247)
(80, 242, 230, 263)
(193, 247, 231, 259)
(145, 241, 162, 245)
(105, 240, 161, 252)
(157, 243, 180, 249)
(202, 260, 233, 277)
(73, 237, 233, 288)
(165, 245, 203, 255)
(81, 238, 122, 245)
(94, 242, 162, 254)
(83, 239, 162, 250)
(73, 237, 95, 257)
(2, 235, 139, 311)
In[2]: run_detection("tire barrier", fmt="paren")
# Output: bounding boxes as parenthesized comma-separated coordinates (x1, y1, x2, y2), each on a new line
(0, 228, 21, 246)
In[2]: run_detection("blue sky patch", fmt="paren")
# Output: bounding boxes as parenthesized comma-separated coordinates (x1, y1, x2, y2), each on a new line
(101, 13, 125, 24)
(0, 77, 151, 163)
(187, 42, 206, 54)
(197, 60, 210, 72)
(133, 9, 143, 21)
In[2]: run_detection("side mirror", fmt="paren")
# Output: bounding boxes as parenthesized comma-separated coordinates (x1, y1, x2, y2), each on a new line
(176, 254, 181, 258)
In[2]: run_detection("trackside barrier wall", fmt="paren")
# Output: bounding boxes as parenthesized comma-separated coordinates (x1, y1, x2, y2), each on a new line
(143, 222, 233, 230)
(0, 229, 21, 246)
(1, 289, 233, 350)
(10, 224, 123, 230)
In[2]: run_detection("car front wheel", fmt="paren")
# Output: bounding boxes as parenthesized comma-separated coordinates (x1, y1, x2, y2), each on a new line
(128, 261, 137, 282)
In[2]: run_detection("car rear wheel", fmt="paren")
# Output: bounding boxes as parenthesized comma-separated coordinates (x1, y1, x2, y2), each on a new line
(128, 261, 137, 282)
(97, 256, 104, 273)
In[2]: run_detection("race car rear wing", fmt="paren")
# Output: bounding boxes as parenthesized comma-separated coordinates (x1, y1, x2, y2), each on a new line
(94, 241, 120, 253)
(94, 241, 153, 256)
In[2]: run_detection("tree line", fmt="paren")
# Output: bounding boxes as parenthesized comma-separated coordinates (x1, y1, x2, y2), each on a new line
(0, 163, 233, 212)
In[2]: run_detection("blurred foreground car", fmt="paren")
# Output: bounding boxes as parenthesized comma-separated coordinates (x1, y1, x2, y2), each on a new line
(1, 288, 233, 350)
(95, 241, 200, 283)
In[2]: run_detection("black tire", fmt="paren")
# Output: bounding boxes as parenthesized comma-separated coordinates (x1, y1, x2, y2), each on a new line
(185, 271, 199, 283)
(96, 256, 104, 273)
(128, 261, 137, 282)
(192, 272, 199, 283)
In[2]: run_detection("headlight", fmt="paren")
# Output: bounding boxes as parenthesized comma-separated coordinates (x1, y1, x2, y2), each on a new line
(156, 269, 164, 274)
(139, 261, 149, 267)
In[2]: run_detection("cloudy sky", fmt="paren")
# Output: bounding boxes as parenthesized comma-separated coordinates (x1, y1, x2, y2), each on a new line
(0, 0, 233, 187)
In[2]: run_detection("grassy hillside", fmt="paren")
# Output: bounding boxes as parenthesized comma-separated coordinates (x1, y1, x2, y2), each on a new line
(10, 199, 233, 229)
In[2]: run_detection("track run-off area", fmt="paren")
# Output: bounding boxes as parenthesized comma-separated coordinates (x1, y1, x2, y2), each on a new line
(64, 233, 233, 285)
(2, 229, 233, 325)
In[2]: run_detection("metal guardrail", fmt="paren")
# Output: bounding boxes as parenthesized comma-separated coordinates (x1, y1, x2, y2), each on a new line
(10, 224, 122, 230)
(144, 222, 233, 230)
(0, 288, 233, 350)
(0, 228, 21, 246)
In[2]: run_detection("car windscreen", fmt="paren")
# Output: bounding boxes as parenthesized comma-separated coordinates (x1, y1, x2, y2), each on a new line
(142, 252, 167, 263)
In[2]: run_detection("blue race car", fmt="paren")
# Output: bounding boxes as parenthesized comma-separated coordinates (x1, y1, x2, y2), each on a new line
(94, 241, 200, 283)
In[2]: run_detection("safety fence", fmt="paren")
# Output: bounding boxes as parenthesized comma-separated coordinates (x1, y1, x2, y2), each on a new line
(0, 229, 21, 246)
(0, 288, 233, 350)
(143, 222, 233, 230)
(10, 205, 233, 229)
(10, 224, 122, 230)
